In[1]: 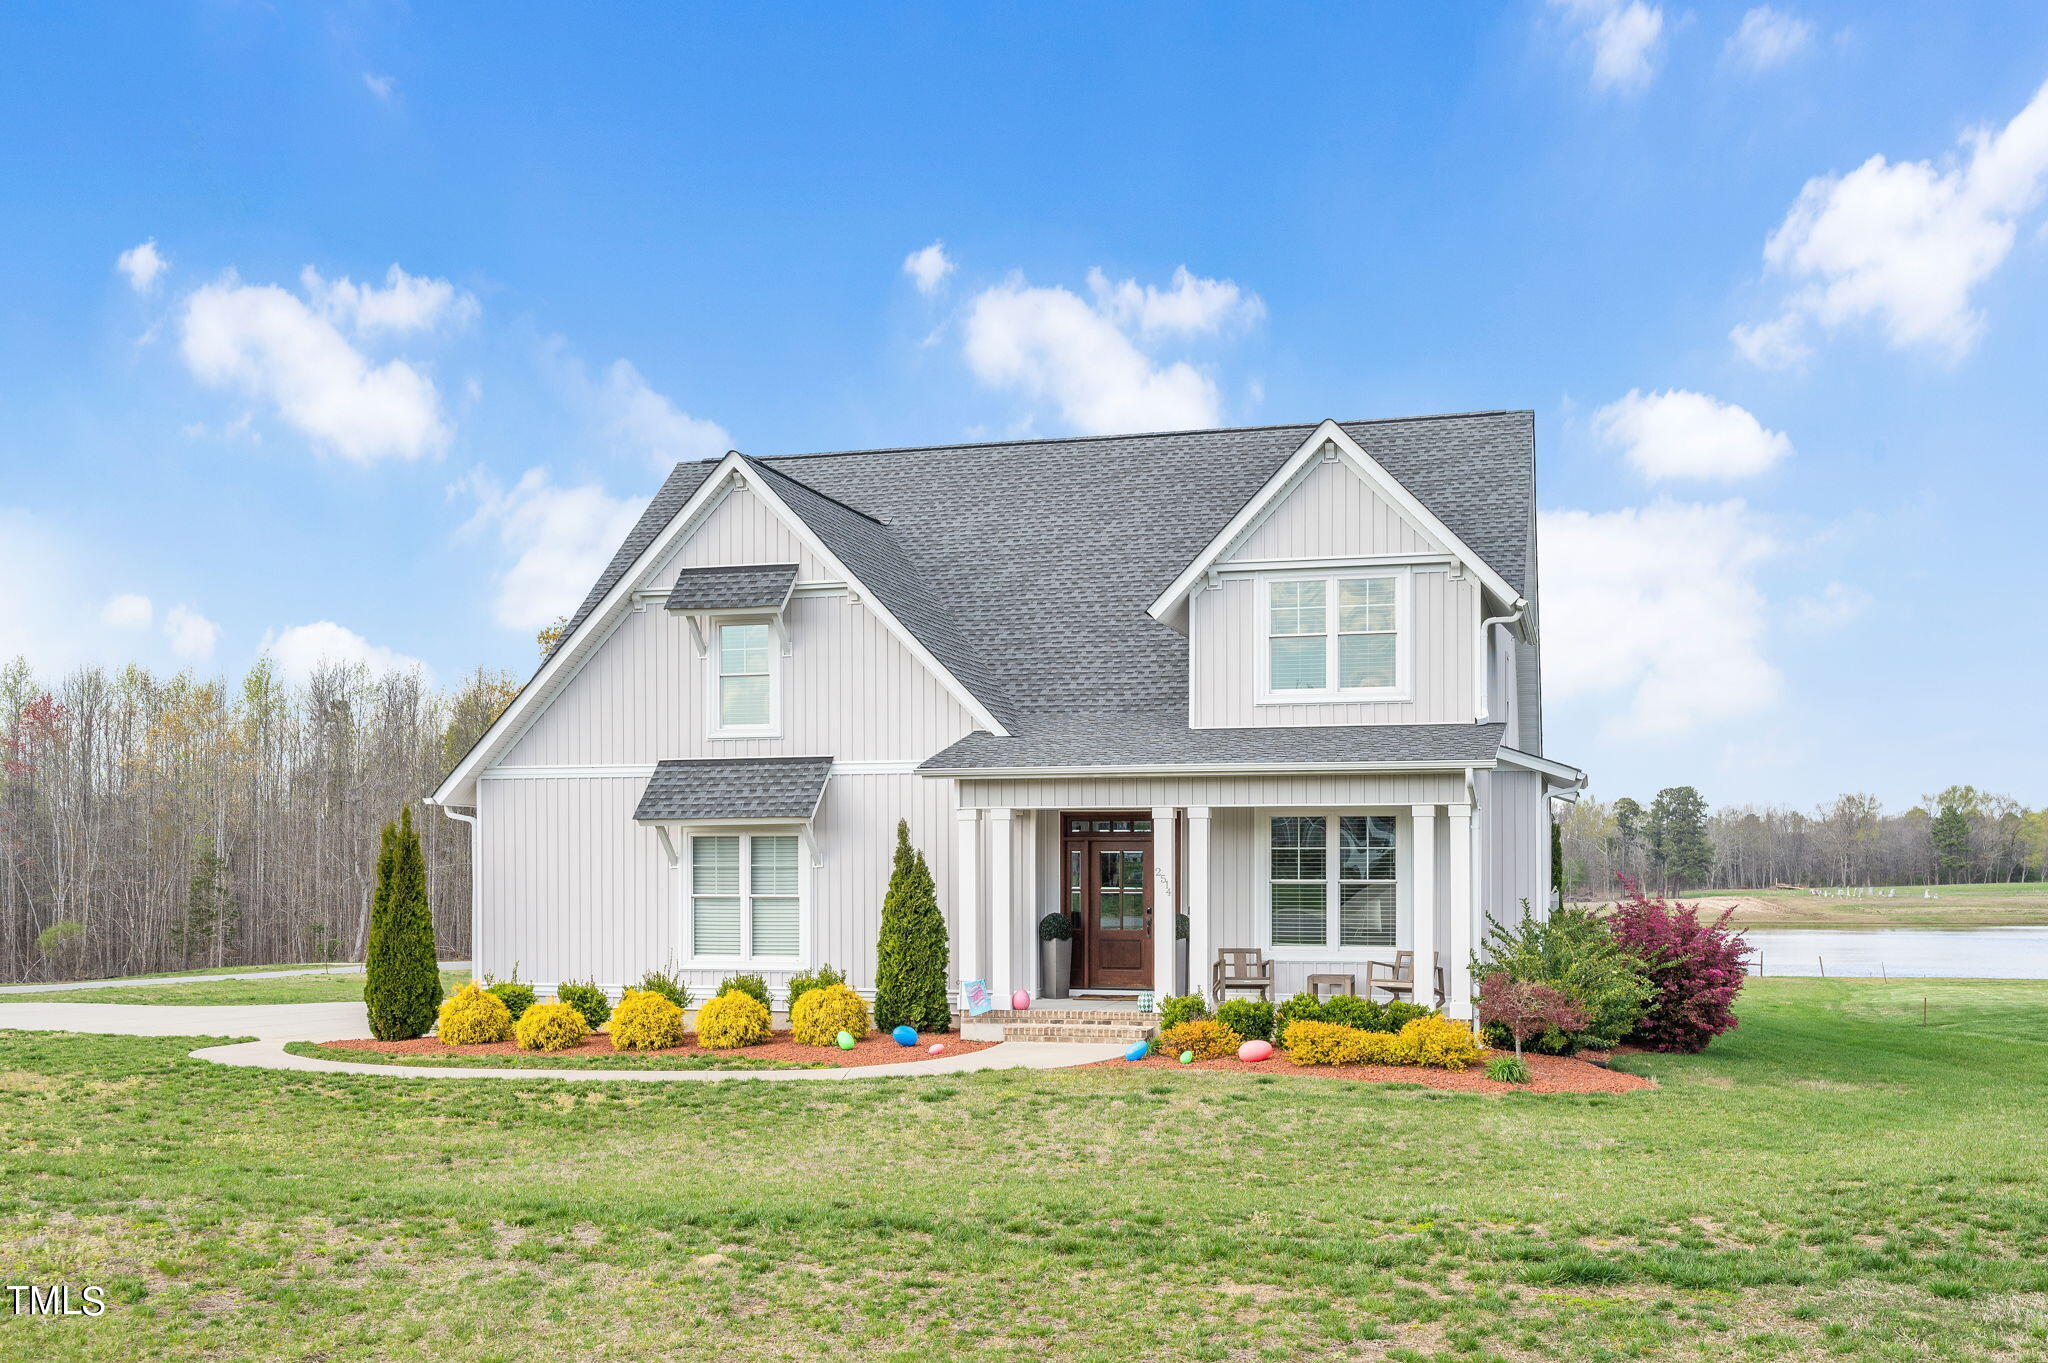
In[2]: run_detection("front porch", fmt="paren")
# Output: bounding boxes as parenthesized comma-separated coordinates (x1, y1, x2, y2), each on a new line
(949, 771, 1484, 1022)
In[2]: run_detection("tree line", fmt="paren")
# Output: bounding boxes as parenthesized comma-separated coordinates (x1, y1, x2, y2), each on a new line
(1560, 784, 2048, 897)
(0, 656, 516, 982)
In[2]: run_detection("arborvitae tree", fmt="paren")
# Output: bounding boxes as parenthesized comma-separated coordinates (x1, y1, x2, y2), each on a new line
(364, 806, 442, 1040)
(872, 819, 951, 1033)
(1550, 818, 1564, 902)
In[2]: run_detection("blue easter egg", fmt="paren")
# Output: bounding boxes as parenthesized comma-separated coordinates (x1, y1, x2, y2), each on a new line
(1123, 1041, 1149, 1062)
(892, 1025, 917, 1047)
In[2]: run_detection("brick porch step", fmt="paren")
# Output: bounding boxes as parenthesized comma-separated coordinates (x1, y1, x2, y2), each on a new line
(1000, 1023, 1156, 1045)
(959, 1006, 1160, 1045)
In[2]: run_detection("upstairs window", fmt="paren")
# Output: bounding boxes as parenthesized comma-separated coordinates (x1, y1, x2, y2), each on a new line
(1260, 572, 1405, 700)
(712, 621, 776, 734)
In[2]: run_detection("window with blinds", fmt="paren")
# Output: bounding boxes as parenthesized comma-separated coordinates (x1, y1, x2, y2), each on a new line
(690, 832, 802, 962)
(1268, 813, 1398, 950)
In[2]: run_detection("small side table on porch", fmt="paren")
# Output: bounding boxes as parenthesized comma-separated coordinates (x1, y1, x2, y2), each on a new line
(1305, 973, 1357, 1001)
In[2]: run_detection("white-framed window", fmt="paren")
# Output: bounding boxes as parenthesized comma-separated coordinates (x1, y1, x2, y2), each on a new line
(709, 619, 779, 736)
(688, 831, 804, 964)
(1263, 812, 1400, 953)
(1257, 571, 1408, 701)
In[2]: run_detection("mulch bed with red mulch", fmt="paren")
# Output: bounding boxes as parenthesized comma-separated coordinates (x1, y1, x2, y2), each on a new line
(1093, 1047, 1655, 1094)
(321, 1030, 996, 1068)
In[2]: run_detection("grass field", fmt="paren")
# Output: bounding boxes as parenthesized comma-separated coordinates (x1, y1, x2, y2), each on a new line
(13, 969, 470, 1006)
(2, 977, 2046, 1360)
(1576, 880, 2048, 929)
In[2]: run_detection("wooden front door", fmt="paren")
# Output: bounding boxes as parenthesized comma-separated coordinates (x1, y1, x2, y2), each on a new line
(1060, 813, 1154, 990)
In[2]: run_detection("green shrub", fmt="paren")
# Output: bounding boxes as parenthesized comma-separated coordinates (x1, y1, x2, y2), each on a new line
(634, 966, 690, 1013)
(1382, 1000, 1433, 1031)
(718, 974, 771, 1010)
(486, 980, 536, 1022)
(791, 982, 872, 1046)
(436, 982, 513, 1045)
(873, 820, 951, 1032)
(514, 1001, 590, 1052)
(1486, 1053, 1532, 1084)
(1476, 903, 1653, 1053)
(1215, 998, 1273, 1042)
(556, 980, 612, 1029)
(1275, 992, 1323, 1039)
(1158, 993, 1208, 1030)
(609, 989, 686, 1050)
(364, 807, 442, 1041)
(1318, 994, 1386, 1031)
(784, 963, 846, 1015)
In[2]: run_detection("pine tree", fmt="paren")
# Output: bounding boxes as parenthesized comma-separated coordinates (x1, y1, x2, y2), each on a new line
(364, 806, 442, 1040)
(872, 819, 952, 1032)
(1550, 817, 1565, 902)
(173, 833, 239, 967)
(1647, 786, 1713, 892)
(1931, 801, 1972, 884)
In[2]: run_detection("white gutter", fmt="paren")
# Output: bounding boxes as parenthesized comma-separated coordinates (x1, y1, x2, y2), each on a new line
(1475, 601, 1526, 722)
(922, 758, 1503, 779)
(436, 803, 481, 974)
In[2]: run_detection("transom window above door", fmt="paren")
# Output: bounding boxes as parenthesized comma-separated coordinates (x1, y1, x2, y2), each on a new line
(1259, 572, 1406, 701)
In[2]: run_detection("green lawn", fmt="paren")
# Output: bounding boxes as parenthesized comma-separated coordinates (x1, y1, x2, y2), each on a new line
(1576, 880, 2048, 929)
(281, 1041, 821, 1072)
(15, 969, 470, 1006)
(2, 977, 2046, 1360)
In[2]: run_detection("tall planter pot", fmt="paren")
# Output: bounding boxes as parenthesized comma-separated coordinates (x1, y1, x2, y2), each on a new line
(1039, 937, 1072, 999)
(1176, 937, 1189, 996)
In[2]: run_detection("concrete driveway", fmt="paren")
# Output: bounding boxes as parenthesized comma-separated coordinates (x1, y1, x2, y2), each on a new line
(0, 999, 368, 1042)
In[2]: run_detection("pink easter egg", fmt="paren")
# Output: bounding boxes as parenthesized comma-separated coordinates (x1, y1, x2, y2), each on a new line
(1011, 990, 1031, 1011)
(1237, 1039, 1274, 1063)
(927, 1042, 944, 1054)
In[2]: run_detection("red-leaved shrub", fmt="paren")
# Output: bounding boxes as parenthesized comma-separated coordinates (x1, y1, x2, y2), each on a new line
(1476, 972, 1589, 1059)
(1607, 878, 1750, 1053)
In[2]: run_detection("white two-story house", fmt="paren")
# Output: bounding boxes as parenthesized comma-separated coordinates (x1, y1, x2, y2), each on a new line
(429, 413, 1583, 1020)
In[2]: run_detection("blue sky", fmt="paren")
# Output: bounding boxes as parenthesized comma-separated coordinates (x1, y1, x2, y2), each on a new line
(3, 2, 2044, 812)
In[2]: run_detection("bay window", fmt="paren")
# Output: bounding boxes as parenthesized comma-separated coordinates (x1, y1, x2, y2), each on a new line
(1266, 813, 1398, 951)
(690, 832, 802, 963)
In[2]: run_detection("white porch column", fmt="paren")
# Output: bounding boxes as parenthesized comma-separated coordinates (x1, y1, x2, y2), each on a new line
(954, 808, 980, 991)
(1446, 804, 1475, 1020)
(1151, 806, 1179, 996)
(988, 808, 1014, 1000)
(1186, 807, 1212, 1003)
(1409, 805, 1438, 1007)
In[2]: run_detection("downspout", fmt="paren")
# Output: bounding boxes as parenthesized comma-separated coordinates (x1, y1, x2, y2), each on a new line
(1475, 601, 1526, 723)
(436, 802, 481, 974)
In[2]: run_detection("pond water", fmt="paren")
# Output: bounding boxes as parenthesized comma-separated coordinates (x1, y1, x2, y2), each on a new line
(1741, 925, 2048, 980)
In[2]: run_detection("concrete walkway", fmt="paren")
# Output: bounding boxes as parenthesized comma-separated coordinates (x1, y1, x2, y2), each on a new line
(0, 962, 470, 996)
(0, 995, 1129, 1081)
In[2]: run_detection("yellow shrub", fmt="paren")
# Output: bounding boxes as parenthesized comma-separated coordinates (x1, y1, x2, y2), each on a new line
(514, 1001, 591, 1052)
(1390, 1015, 1484, 1070)
(790, 983, 872, 1047)
(608, 989, 686, 1051)
(695, 990, 771, 1048)
(1158, 1018, 1242, 1060)
(436, 982, 514, 1045)
(1282, 1019, 1397, 1066)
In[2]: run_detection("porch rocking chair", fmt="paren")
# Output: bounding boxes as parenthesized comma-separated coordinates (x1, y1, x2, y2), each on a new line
(1365, 951, 1444, 1008)
(1211, 947, 1275, 1003)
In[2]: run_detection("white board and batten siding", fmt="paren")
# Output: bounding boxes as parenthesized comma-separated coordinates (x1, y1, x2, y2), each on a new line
(1479, 767, 1551, 928)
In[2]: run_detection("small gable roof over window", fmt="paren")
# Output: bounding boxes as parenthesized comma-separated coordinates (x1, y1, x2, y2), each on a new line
(664, 563, 798, 613)
(632, 756, 832, 823)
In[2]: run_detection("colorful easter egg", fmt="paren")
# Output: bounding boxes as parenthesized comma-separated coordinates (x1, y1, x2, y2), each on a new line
(1123, 1040, 1149, 1062)
(892, 1025, 917, 1047)
(836, 1030, 856, 1050)
(1011, 990, 1031, 1011)
(1237, 1039, 1274, 1063)
(1178, 1050, 1195, 1064)
(927, 1042, 945, 1055)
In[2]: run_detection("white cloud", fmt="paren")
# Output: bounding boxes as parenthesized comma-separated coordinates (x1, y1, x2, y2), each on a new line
(100, 593, 154, 629)
(1551, 0, 1665, 94)
(1726, 7, 1813, 73)
(117, 239, 167, 292)
(179, 271, 452, 462)
(1592, 389, 1792, 480)
(961, 266, 1262, 435)
(903, 241, 955, 296)
(1789, 580, 1871, 629)
(459, 468, 647, 631)
(598, 359, 731, 472)
(163, 604, 219, 661)
(302, 264, 477, 336)
(363, 72, 396, 101)
(1086, 265, 1266, 338)
(1737, 77, 2048, 363)
(262, 621, 428, 682)
(1541, 499, 1781, 738)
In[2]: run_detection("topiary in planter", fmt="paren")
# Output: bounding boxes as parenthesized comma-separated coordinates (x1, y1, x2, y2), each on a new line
(487, 980, 536, 1022)
(1038, 912, 1073, 941)
(609, 989, 686, 1050)
(514, 1001, 590, 1052)
(436, 982, 513, 1045)
(556, 980, 612, 1029)
(791, 982, 872, 1047)
(695, 990, 771, 1048)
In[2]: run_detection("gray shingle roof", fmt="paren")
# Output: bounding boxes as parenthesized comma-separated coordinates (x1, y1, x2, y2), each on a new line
(632, 757, 833, 821)
(664, 563, 798, 612)
(921, 714, 1507, 772)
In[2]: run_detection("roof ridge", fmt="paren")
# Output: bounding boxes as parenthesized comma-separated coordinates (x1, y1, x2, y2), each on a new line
(751, 409, 1530, 463)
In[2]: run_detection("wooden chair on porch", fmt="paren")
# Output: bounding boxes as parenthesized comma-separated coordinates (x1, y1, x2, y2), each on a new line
(1365, 951, 1444, 1007)
(1212, 947, 1275, 1003)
